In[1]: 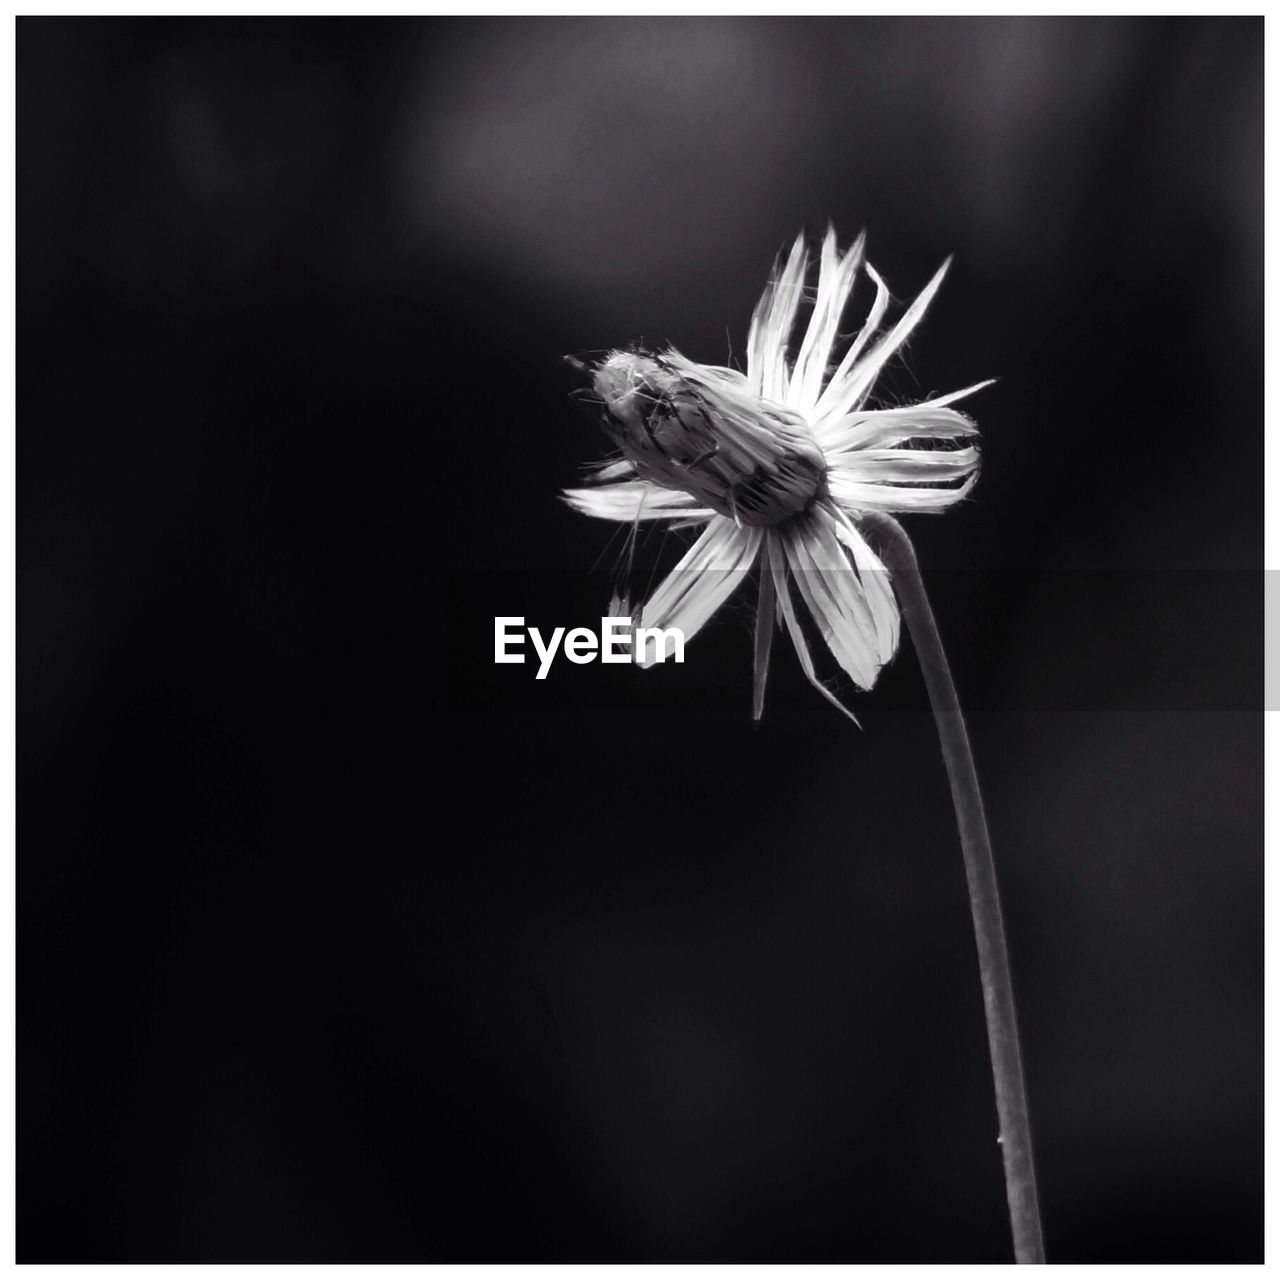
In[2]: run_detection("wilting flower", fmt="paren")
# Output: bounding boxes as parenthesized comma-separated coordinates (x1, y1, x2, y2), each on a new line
(563, 228, 990, 720)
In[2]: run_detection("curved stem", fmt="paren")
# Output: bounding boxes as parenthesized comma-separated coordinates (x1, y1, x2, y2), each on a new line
(863, 512, 1045, 1264)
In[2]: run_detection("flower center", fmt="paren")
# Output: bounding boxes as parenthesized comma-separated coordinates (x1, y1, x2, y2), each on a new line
(592, 351, 826, 527)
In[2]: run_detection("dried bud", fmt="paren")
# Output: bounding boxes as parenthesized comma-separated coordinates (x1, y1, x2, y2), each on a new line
(592, 350, 827, 527)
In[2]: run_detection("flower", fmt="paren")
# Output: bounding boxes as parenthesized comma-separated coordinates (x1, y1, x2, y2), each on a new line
(563, 227, 990, 720)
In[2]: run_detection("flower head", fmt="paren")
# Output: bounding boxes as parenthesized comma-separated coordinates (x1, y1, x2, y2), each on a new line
(564, 227, 990, 720)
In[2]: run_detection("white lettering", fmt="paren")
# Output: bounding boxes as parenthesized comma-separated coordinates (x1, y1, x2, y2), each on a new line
(528, 626, 565, 680)
(600, 615, 632, 663)
(635, 626, 685, 665)
(494, 617, 525, 663)
(564, 627, 598, 663)
(494, 618, 684, 674)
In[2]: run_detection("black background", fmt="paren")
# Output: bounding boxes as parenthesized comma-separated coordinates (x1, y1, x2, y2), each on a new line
(19, 17, 1261, 1262)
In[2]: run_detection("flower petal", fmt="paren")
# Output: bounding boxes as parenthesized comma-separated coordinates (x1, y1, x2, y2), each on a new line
(811, 261, 890, 430)
(790, 228, 865, 414)
(753, 541, 777, 722)
(819, 400, 982, 453)
(823, 505, 899, 662)
(828, 444, 981, 486)
(816, 257, 951, 422)
(588, 459, 637, 484)
(769, 532, 861, 724)
(913, 379, 996, 410)
(562, 480, 715, 523)
(828, 471, 979, 513)
(635, 518, 761, 666)
(782, 516, 882, 688)
(747, 233, 808, 402)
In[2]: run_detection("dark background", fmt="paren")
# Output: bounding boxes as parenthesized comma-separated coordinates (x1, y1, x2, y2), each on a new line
(19, 16, 1261, 1262)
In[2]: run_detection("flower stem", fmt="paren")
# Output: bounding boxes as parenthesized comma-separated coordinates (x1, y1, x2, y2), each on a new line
(862, 512, 1045, 1264)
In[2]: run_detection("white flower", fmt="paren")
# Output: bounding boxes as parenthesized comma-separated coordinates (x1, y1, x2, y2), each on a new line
(563, 228, 991, 720)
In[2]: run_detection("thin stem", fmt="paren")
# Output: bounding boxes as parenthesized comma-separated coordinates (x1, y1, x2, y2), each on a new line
(863, 512, 1045, 1265)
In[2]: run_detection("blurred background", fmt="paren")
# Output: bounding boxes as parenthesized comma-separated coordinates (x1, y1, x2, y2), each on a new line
(19, 17, 1261, 1262)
